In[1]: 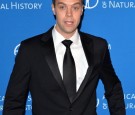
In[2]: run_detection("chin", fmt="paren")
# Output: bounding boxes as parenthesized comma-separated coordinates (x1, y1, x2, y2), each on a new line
(64, 28, 76, 33)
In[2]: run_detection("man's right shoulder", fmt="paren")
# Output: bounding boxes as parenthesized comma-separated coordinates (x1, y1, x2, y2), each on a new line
(21, 33, 44, 45)
(21, 26, 53, 46)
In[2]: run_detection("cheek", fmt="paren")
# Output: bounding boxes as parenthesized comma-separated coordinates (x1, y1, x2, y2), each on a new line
(74, 14, 82, 22)
(56, 13, 65, 21)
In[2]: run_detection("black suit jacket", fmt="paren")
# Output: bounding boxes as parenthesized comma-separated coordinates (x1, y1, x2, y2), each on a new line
(3, 27, 125, 115)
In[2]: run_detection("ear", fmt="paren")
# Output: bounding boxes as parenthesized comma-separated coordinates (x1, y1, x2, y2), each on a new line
(52, 4, 56, 15)
(81, 6, 84, 15)
(80, 9, 83, 15)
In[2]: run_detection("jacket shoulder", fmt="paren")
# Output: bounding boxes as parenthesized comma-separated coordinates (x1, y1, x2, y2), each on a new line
(80, 31, 108, 47)
(21, 33, 44, 46)
(21, 27, 53, 47)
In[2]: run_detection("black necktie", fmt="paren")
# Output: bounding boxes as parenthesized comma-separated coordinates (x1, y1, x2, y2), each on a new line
(62, 40, 76, 102)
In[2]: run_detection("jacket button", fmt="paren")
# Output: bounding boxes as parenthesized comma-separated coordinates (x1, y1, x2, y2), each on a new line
(69, 106, 73, 111)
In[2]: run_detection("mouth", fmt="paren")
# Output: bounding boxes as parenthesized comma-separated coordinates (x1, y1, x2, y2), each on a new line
(64, 21, 74, 26)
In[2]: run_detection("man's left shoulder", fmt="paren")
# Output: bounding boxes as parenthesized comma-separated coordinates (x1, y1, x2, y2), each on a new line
(79, 31, 107, 45)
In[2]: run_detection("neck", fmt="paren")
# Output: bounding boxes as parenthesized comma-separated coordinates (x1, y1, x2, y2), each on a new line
(62, 32, 76, 39)
(55, 26, 77, 39)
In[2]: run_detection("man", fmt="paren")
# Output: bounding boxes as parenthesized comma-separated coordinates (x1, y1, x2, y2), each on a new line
(3, 0, 125, 115)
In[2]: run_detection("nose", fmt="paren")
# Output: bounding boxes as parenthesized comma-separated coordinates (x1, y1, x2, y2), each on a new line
(66, 7, 72, 17)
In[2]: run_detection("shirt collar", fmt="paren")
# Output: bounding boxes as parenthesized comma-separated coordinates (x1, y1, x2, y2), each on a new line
(52, 26, 80, 46)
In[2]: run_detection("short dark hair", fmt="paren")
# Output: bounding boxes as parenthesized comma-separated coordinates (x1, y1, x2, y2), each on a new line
(52, 0, 84, 5)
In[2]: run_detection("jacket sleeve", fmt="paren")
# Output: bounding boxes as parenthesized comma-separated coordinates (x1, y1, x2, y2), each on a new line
(100, 41, 126, 115)
(3, 42, 31, 115)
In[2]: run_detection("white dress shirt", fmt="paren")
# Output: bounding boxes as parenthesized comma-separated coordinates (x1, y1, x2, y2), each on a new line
(52, 27, 88, 91)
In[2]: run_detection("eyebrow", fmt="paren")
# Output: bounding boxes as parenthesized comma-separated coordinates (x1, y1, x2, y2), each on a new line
(57, 2, 82, 6)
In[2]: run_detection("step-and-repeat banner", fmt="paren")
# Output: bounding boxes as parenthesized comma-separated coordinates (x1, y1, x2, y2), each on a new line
(0, 0, 135, 114)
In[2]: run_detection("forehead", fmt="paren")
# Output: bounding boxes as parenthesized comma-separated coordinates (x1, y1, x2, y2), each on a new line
(55, 0, 82, 5)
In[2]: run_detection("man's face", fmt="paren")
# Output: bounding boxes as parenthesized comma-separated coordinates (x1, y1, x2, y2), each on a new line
(52, 0, 83, 38)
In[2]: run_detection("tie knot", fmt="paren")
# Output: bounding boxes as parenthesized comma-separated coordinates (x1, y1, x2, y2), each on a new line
(62, 40, 73, 48)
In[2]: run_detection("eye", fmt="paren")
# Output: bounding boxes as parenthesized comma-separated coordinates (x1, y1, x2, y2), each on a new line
(72, 5, 80, 11)
(59, 5, 66, 10)
(74, 7, 79, 10)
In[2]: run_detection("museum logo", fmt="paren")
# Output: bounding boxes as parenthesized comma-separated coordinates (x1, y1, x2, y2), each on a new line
(14, 44, 20, 56)
(85, 0, 99, 9)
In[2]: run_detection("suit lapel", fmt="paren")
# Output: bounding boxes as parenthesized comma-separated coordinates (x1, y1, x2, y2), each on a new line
(72, 32, 94, 103)
(40, 28, 94, 103)
(80, 32, 94, 66)
(40, 27, 66, 93)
